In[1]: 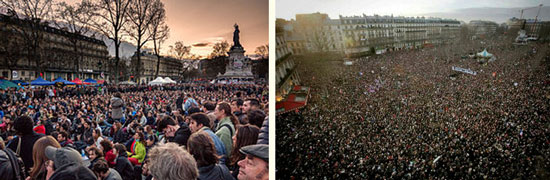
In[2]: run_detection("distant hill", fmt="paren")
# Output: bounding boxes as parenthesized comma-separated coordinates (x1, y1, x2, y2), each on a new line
(421, 6, 550, 24)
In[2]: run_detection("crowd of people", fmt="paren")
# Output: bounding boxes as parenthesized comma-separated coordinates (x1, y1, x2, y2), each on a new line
(0, 82, 269, 180)
(277, 37, 550, 179)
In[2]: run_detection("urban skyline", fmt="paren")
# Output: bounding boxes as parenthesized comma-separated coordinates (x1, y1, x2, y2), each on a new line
(276, 0, 549, 23)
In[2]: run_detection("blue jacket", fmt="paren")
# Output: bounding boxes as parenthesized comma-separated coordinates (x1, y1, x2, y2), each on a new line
(184, 98, 198, 111)
(201, 127, 227, 163)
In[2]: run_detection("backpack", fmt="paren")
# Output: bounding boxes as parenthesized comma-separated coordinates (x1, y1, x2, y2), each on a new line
(220, 124, 234, 137)
(1, 148, 27, 180)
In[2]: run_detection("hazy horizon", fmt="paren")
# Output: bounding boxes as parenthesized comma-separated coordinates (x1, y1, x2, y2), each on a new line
(276, 0, 549, 23)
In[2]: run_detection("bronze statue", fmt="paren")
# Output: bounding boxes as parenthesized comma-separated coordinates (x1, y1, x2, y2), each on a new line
(233, 23, 241, 47)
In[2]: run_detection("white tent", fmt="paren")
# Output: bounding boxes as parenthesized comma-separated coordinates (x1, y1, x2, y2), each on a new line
(148, 77, 167, 85)
(163, 77, 177, 84)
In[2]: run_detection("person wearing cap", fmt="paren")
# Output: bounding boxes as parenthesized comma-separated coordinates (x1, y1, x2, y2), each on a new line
(44, 146, 97, 180)
(237, 144, 268, 180)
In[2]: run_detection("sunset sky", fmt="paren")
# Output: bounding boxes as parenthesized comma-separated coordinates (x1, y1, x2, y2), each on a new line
(161, 0, 268, 57)
(61, 0, 268, 57)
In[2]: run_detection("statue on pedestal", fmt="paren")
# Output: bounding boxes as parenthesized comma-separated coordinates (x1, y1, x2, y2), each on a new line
(233, 23, 241, 47)
(218, 23, 254, 80)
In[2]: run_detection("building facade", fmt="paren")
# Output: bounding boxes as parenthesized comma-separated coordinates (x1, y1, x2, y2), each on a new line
(340, 14, 461, 56)
(131, 52, 183, 84)
(0, 14, 109, 82)
(276, 32, 300, 102)
(276, 32, 293, 60)
(278, 13, 461, 57)
(293, 13, 345, 53)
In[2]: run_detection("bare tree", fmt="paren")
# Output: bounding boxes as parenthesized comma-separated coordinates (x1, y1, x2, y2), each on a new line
(89, 0, 132, 83)
(460, 24, 472, 43)
(209, 41, 230, 58)
(168, 41, 191, 60)
(0, 0, 54, 76)
(53, 0, 96, 79)
(255, 44, 269, 59)
(309, 26, 329, 52)
(125, 0, 162, 83)
(148, 1, 169, 78)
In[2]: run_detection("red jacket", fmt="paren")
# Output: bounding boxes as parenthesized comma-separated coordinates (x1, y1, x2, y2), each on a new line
(105, 149, 116, 167)
(34, 125, 45, 134)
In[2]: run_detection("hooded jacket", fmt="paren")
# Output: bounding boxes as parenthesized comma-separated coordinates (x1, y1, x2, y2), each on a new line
(49, 163, 97, 180)
(198, 164, 234, 180)
(169, 123, 191, 147)
(114, 153, 134, 180)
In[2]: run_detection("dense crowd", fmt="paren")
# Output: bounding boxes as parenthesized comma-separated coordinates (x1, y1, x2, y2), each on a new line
(0, 82, 269, 180)
(277, 37, 550, 179)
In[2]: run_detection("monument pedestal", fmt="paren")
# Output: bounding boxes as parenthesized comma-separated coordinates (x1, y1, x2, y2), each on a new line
(216, 24, 255, 82)
(217, 46, 254, 80)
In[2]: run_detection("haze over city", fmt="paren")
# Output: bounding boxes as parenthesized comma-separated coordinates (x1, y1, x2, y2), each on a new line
(276, 0, 550, 23)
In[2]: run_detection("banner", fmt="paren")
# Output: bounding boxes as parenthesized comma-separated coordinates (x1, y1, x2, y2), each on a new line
(452, 66, 477, 75)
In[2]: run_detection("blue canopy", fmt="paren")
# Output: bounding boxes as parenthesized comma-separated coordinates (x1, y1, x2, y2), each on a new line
(53, 77, 76, 85)
(11, 80, 28, 86)
(0, 80, 22, 90)
(30, 77, 54, 86)
(83, 78, 97, 84)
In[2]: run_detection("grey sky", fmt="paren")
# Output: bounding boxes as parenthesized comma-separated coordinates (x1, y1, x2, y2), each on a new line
(276, 0, 548, 22)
